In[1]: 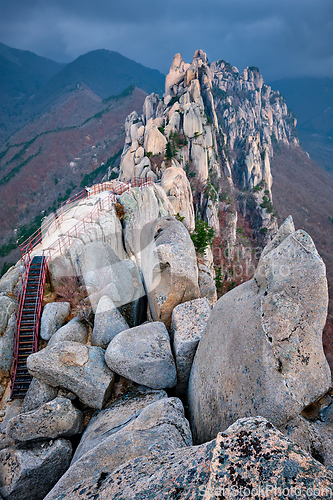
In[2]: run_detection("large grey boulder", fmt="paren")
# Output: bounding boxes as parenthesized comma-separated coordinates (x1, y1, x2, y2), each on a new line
(279, 395, 333, 470)
(91, 295, 129, 349)
(119, 184, 171, 264)
(20, 378, 58, 414)
(27, 341, 115, 409)
(40, 302, 70, 341)
(141, 216, 200, 329)
(105, 322, 177, 389)
(72, 386, 167, 464)
(0, 263, 23, 294)
(45, 397, 191, 499)
(79, 241, 143, 310)
(0, 296, 16, 392)
(0, 303, 15, 376)
(47, 317, 88, 348)
(0, 438, 72, 500)
(198, 261, 217, 307)
(79, 242, 145, 327)
(160, 166, 195, 232)
(46, 416, 333, 500)
(7, 397, 84, 442)
(171, 297, 211, 395)
(188, 220, 331, 443)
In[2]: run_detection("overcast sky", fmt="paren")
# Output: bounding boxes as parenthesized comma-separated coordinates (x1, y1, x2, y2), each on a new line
(0, 0, 332, 82)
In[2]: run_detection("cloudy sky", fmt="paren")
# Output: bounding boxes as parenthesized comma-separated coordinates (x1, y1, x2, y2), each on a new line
(0, 0, 332, 82)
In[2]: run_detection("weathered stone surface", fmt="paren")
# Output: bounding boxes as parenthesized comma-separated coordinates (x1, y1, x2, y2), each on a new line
(0, 296, 16, 385)
(72, 386, 167, 464)
(144, 120, 167, 156)
(0, 401, 21, 435)
(96, 209, 126, 261)
(0, 309, 15, 373)
(91, 296, 129, 349)
(0, 263, 23, 294)
(183, 102, 203, 138)
(40, 302, 70, 341)
(198, 262, 217, 307)
(79, 241, 142, 309)
(45, 398, 191, 499)
(7, 397, 84, 442)
(20, 378, 58, 414)
(160, 166, 195, 232)
(280, 396, 333, 470)
(46, 416, 333, 500)
(171, 298, 211, 395)
(0, 296, 15, 336)
(142, 216, 200, 329)
(27, 341, 115, 409)
(0, 438, 72, 500)
(188, 226, 331, 444)
(48, 255, 75, 285)
(119, 184, 171, 265)
(48, 317, 88, 348)
(105, 322, 177, 389)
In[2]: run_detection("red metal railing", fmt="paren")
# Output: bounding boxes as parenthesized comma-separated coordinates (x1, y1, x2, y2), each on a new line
(18, 177, 153, 263)
(19, 190, 87, 263)
(11, 176, 153, 396)
(10, 255, 49, 396)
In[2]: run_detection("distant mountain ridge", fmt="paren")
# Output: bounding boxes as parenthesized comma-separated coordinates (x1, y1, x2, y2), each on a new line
(35, 49, 165, 101)
(0, 43, 165, 145)
(269, 76, 333, 174)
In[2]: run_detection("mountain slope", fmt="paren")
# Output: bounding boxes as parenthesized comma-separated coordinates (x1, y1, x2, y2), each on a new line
(271, 144, 333, 367)
(31, 49, 165, 103)
(0, 85, 147, 273)
(270, 77, 333, 174)
(0, 43, 65, 143)
(0, 42, 65, 107)
(0, 45, 165, 146)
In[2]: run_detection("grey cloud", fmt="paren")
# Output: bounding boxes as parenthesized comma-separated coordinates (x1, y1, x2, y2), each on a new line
(0, 0, 332, 80)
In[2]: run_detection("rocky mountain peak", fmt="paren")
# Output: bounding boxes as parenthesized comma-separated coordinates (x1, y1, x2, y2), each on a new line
(116, 50, 299, 254)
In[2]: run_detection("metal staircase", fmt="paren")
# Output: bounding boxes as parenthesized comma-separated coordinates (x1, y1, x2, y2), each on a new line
(10, 255, 48, 398)
(10, 177, 153, 399)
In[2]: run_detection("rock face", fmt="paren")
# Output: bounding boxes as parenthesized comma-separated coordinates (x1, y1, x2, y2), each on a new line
(91, 295, 129, 349)
(79, 240, 144, 311)
(114, 49, 300, 248)
(46, 417, 333, 500)
(45, 397, 192, 499)
(0, 439, 72, 500)
(20, 378, 58, 414)
(141, 216, 200, 329)
(119, 184, 171, 264)
(47, 318, 88, 348)
(171, 297, 211, 395)
(279, 395, 333, 471)
(0, 296, 16, 375)
(72, 386, 167, 464)
(7, 397, 84, 442)
(160, 166, 195, 232)
(40, 302, 70, 341)
(188, 223, 331, 444)
(0, 263, 23, 295)
(105, 322, 177, 389)
(27, 341, 115, 409)
(197, 261, 217, 307)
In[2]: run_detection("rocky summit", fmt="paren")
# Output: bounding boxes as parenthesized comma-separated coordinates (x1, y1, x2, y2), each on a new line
(0, 49, 332, 499)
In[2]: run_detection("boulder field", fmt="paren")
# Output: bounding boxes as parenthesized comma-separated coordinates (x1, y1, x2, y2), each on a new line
(0, 212, 331, 499)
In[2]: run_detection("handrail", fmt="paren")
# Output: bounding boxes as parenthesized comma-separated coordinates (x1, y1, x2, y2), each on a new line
(11, 176, 154, 396)
(18, 177, 153, 263)
(19, 190, 87, 261)
(10, 258, 32, 382)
